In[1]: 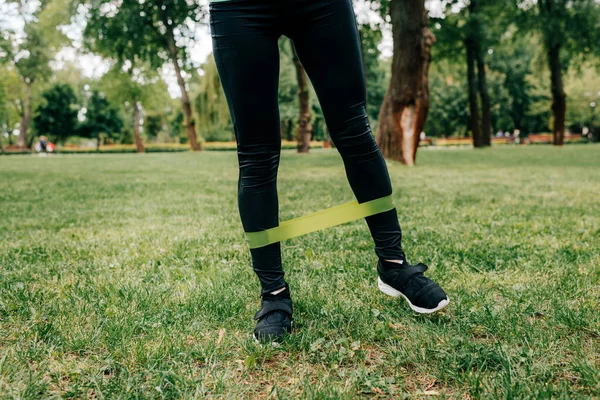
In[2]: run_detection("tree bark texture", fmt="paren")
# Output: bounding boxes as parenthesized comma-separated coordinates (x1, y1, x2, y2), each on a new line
(466, 37, 483, 147)
(292, 42, 312, 153)
(133, 99, 145, 153)
(541, 0, 566, 146)
(280, 120, 287, 141)
(18, 82, 32, 148)
(547, 42, 566, 146)
(476, 47, 492, 146)
(166, 24, 201, 151)
(376, 0, 434, 166)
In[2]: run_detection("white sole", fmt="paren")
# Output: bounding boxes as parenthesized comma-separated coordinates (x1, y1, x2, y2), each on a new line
(378, 277, 449, 314)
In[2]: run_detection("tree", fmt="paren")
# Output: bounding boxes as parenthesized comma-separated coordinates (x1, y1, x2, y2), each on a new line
(277, 37, 304, 143)
(290, 40, 312, 153)
(78, 90, 123, 150)
(565, 67, 600, 136)
(98, 65, 167, 152)
(144, 114, 164, 142)
(0, 65, 22, 147)
(432, 0, 498, 147)
(359, 22, 390, 127)
(516, 0, 600, 145)
(2, 25, 53, 148)
(465, 28, 483, 146)
(168, 109, 185, 143)
(425, 60, 470, 137)
(0, 0, 73, 148)
(539, 0, 566, 145)
(376, 0, 434, 165)
(83, 0, 205, 150)
(33, 83, 79, 143)
(470, 0, 493, 146)
(192, 54, 232, 142)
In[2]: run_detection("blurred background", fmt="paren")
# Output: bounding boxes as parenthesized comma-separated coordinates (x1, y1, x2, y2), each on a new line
(0, 0, 599, 160)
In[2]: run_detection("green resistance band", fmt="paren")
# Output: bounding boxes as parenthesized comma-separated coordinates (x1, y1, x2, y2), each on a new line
(245, 194, 394, 249)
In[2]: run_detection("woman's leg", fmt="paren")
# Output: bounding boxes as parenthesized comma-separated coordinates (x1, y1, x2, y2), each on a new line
(285, 0, 406, 263)
(285, 0, 449, 314)
(210, 3, 287, 294)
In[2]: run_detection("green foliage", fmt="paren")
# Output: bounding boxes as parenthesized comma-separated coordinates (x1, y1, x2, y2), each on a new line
(192, 54, 233, 142)
(96, 64, 171, 144)
(0, 67, 24, 143)
(277, 38, 304, 139)
(168, 109, 186, 144)
(78, 90, 123, 142)
(32, 83, 79, 143)
(0, 147, 599, 397)
(81, 0, 203, 148)
(515, 0, 600, 72)
(425, 61, 469, 137)
(0, 73, 6, 132)
(360, 23, 389, 123)
(83, 0, 206, 73)
(12, 23, 53, 86)
(489, 31, 536, 132)
(144, 114, 164, 141)
(84, 0, 163, 68)
(565, 66, 600, 133)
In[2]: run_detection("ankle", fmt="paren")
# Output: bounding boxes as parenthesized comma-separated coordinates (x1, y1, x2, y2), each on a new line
(379, 257, 408, 274)
(270, 287, 287, 295)
(384, 259, 405, 265)
(262, 284, 291, 300)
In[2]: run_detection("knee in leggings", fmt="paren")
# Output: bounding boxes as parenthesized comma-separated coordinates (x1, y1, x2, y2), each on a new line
(238, 145, 281, 190)
(328, 109, 380, 161)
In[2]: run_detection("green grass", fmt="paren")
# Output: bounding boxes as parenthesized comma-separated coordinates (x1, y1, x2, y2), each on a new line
(1, 145, 599, 399)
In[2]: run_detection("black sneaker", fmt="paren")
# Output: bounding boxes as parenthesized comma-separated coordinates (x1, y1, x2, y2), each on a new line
(377, 259, 449, 314)
(253, 285, 293, 343)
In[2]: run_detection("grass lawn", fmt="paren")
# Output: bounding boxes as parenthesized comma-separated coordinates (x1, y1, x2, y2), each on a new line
(1, 145, 599, 398)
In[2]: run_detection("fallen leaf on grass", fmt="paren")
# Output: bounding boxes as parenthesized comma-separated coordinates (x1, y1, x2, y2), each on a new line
(217, 328, 226, 345)
(371, 387, 384, 394)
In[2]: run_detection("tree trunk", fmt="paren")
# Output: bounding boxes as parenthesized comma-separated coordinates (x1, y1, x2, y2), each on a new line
(476, 48, 492, 146)
(165, 24, 201, 151)
(466, 38, 483, 147)
(285, 119, 292, 141)
(547, 43, 565, 146)
(291, 41, 312, 153)
(18, 81, 32, 148)
(133, 99, 145, 153)
(280, 119, 287, 141)
(376, 0, 434, 166)
(540, 0, 566, 146)
(6, 115, 14, 145)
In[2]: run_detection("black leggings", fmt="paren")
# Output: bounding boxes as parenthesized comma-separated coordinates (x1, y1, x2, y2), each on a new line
(209, 0, 405, 294)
